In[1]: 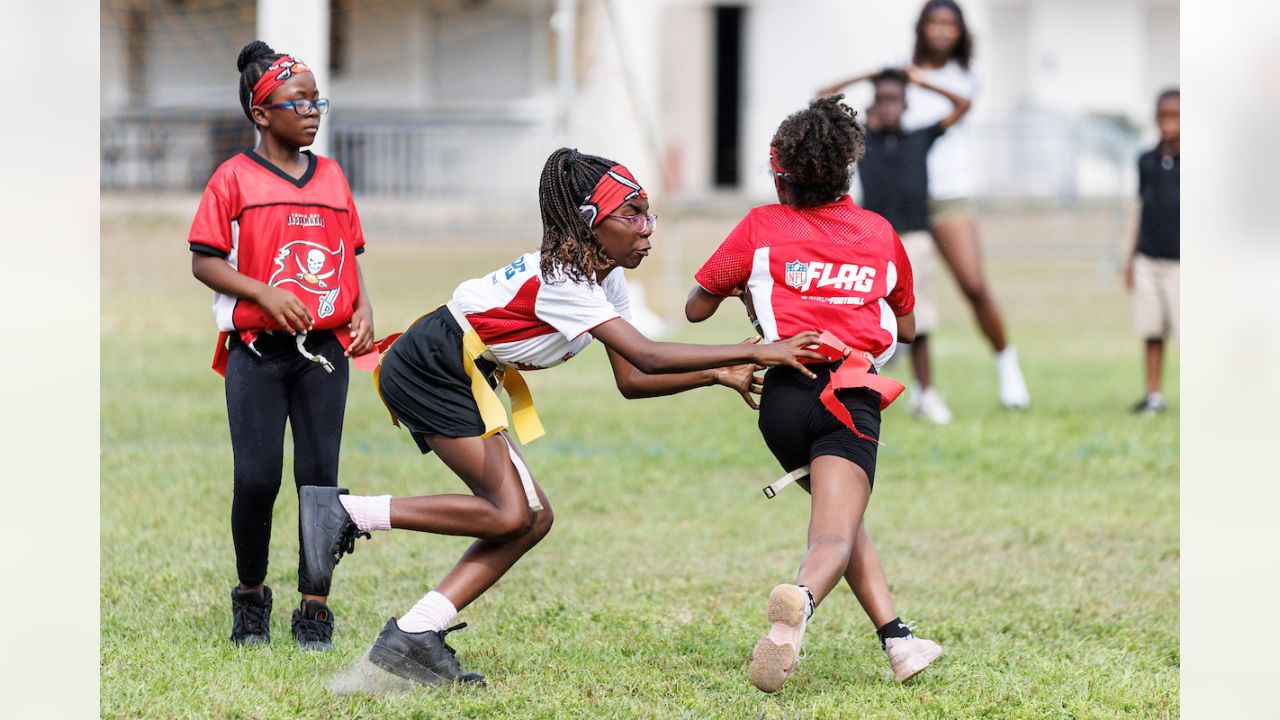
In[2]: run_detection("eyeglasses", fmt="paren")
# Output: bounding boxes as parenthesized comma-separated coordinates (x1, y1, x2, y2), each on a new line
(607, 212, 657, 233)
(261, 98, 331, 116)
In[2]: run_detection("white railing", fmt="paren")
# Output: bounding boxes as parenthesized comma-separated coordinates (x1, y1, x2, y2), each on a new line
(330, 115, 564, 199)
(102, 111, 1139, 201)
(966, 114, 1142, 201)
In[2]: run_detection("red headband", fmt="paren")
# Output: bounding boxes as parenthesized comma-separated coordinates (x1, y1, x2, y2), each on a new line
(769, 145, 792, 177)
(251, 55, 312, 107)
(578, 165, 647, 227)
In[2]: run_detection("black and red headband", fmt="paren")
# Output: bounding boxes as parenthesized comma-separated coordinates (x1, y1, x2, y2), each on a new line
(578, 165, 647, 227)
(769, 145, 793, 180)
(252, 55, 312, 107)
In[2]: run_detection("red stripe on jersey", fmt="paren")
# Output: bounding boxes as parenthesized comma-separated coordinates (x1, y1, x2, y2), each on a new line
(465, 276, 560, 345)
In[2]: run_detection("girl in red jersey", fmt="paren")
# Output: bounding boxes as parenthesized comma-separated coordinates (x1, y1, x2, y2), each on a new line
(296, 148, 823, 687)
(686, 95, 943, 692)
(189, 40, 374, 651)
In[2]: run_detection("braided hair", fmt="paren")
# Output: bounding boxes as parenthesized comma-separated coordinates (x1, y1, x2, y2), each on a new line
(537, 148, 618, 284)
(236, 40, 284, 125)
(770, 94, 865, 208)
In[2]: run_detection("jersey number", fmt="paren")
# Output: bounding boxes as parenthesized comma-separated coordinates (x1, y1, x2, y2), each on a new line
(503, 255, 528, 280)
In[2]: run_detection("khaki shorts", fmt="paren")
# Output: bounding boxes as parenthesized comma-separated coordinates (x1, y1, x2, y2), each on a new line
(899, 230, 937, 335)
(1131, 253, 1179, 339)
(927, 196, 977, 224)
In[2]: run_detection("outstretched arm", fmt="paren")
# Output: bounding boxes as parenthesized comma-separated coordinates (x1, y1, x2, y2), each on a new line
(591, 317, 821, 377)
(605, 339, 765, 408)
(906, 66, 971, 130)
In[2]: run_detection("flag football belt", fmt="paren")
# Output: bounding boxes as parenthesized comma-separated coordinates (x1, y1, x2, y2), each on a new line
(370, 303, 545, 512)
(763, 330, 905, 499)
(370, 302, 546, 446)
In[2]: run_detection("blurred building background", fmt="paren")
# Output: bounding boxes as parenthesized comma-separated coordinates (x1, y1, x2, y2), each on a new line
(101, 0, 1179, 208)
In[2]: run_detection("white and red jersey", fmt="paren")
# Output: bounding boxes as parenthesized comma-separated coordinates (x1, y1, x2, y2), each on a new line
(695, 196, 914, 368)
(452, 251, 632, 370)
(188, 150, 366, 333)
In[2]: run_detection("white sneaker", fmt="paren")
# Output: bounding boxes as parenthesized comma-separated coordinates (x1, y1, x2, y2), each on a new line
(914, 386, 953, 424)
(884, 634, 943, 683)
(996, 346, 1030, 409)
(749, 584, 809, 693)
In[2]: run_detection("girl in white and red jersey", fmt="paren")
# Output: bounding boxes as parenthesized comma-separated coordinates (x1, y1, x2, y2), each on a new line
(686, 96, 943, 692)
(189, 41, 374, 651)
(296, 148, 822, 686)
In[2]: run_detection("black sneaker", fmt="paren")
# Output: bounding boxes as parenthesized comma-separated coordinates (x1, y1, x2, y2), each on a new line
(298, 486, 370, 596)
(368, 618, 486, 687)
(292, 599, 336, 651)
(230, 585, 272, 646)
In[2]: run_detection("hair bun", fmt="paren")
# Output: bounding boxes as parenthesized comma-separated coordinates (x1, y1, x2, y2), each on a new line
(237, 40, 276, 73)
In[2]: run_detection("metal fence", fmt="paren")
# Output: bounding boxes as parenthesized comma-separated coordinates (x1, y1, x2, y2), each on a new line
(101, 111, 563, 200)
(102, 111, 1139, 202)
(967, 114, 1141, 201)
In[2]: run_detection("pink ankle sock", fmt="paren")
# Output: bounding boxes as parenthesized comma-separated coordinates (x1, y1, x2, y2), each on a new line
(338, 494, 392, 532)
(396, 591, 457, 634)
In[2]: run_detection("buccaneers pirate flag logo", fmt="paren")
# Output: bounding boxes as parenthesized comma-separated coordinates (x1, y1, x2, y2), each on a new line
(267, 239, 346, 318)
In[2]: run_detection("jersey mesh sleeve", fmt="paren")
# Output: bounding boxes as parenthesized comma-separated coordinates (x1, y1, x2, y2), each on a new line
(188, 170, 235, 256)
(885, 232, 916, 316)
(602, 270, 633, 322)
(534, 275, 623, 340)
(693, 214, 755, 296)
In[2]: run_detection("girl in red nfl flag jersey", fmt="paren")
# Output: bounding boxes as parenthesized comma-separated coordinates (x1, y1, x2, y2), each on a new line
(189, 41, 374, 651)
(295, 148, 824, 687)
(686, 95, 943, 692)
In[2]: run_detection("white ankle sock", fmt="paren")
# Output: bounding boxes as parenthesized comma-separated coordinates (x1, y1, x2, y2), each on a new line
(396, 591, 457, 634)
(338, 494, 392, 533)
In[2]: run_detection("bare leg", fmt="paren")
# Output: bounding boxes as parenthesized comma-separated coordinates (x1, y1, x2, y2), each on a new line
(794, 455, 872, 606)
(1145, 338, 1164, 395)
(843, 522, 898, 629)
(389, 432, 535, 540)
(393, 431, 554, 610)
(932, 215, 1008, 352)
(751, 456, 873, 693)
(436, 480, 553, 611)
(910, 334, 933, 389)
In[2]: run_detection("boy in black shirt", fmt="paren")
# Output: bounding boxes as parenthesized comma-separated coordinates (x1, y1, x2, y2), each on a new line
(832, 68, 970, 423)
(1125, 89, 1180, 414)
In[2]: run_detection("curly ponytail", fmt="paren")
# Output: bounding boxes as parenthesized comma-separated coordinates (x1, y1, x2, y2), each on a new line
(770, 94, 865, 208)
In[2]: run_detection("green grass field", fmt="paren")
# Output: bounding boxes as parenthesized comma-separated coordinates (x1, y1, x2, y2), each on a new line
(101, 201, 1177, 719)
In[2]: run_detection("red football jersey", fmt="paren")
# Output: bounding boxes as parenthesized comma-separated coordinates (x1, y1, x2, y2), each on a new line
(188, 150, 365, 334)
(695, 196, 914, 367)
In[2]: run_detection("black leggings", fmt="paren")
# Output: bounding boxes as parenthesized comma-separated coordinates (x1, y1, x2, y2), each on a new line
(224, 330, 349, 589)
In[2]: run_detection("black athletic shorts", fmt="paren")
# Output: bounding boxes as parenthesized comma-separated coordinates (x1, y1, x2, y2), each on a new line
(757, 361, 883, 487)
(376, 306, 499, 454)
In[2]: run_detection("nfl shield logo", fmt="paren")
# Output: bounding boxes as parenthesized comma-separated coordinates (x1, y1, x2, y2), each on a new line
(784, 260, 809, 289)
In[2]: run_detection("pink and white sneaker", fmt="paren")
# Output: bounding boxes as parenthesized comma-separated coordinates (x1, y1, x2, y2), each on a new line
(749, 584, 809, 693)
(883, 633, 943, 683)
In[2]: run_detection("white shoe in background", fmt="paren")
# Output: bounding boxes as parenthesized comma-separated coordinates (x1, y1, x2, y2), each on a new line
(914, 386, 953, 425)
(995, 346, 1030, 409)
